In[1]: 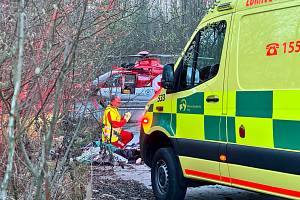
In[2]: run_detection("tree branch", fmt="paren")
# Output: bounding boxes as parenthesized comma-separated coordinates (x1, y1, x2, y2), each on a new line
(0, 0, 25, 199)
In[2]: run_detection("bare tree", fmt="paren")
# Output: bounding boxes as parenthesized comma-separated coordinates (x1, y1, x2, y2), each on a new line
(0, 0, 214, 199)
(0, 0, 143, 199)
(0, 0, 25, 198)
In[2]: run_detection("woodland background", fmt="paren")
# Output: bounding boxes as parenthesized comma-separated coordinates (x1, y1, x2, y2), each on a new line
(0, 0, 213, 199)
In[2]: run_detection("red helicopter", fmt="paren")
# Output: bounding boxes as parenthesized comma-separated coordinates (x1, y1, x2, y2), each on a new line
(93, 51, 175, 101)
(91, 51, 175, 121)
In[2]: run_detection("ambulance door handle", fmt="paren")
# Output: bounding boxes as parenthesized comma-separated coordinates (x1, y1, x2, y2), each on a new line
(206, 95, 219, 103)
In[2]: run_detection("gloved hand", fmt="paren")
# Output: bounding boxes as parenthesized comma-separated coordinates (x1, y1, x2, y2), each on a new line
(103, 132, 110, 139)
(124, 112, 132, 122)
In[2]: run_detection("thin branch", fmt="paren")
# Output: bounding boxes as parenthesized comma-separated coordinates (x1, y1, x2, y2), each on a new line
(0, 0, 25, 199)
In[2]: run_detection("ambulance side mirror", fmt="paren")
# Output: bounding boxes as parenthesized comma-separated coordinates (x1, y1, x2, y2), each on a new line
(162, 64, 174, 90)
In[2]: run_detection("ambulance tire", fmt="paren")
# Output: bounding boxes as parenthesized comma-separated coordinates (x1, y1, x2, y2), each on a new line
(151, 147, 187, 200)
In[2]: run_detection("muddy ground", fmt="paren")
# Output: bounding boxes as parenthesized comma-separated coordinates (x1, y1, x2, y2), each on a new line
(91, 164, 286, 200)
(92, 166, 155, 200)
(89, 123, 286, 200)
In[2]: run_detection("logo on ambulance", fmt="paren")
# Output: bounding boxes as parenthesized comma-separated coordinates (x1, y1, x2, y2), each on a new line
(179, 99, 187, 112)
(246, 0, 272, 7)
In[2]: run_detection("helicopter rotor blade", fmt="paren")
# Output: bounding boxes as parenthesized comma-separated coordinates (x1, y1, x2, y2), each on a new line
(147, 54, 178, 58)
(104, 52, 178, 59)
(126, 55, 143, 58)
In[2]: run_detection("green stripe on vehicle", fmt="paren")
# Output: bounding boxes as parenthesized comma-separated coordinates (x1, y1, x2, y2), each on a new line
(236, 91, 273, 118)
(273, 119, 300, 151)
(204, 115, 226, 142)
(227, 117, 236, 143)
(153, 113, 176, 136)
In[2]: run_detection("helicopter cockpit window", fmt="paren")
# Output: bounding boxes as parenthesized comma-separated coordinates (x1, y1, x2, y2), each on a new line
(106, 74, 122, 87)
(176, 21, 226, 91)
(122, 74, 136, 94)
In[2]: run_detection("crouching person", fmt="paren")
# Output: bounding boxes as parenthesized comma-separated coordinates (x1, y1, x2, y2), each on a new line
(102, 95, 133, 149)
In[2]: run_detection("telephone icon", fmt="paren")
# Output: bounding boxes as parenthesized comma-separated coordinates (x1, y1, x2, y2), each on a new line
(266, 43, 279, 56)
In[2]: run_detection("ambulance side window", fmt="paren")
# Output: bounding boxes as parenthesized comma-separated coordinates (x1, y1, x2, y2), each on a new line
(175, 21, 226, 91)
(196, 21, 226, 84)
(176, 34, 200, 90)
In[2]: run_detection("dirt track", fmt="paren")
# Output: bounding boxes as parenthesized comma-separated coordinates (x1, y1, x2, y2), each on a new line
(114, 164, 286, 200)
(91, 164, 286, 200)
(92, 166, 155, 200)
(90, 123, 287, 200)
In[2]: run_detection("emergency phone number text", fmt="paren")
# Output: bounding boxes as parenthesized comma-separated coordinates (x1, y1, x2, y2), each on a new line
(266, 40, 300, 56)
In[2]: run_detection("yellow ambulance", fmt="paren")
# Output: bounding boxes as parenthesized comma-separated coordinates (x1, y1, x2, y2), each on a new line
(140, 0, 300, 199)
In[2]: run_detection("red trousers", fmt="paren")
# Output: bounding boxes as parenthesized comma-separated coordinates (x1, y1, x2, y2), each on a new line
(112, 130, 133, 149)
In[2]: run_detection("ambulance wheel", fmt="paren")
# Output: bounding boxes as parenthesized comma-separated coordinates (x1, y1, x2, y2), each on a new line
(151, 147, 187, 200)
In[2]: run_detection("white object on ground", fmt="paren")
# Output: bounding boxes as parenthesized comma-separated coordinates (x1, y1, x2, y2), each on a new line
(135, 158, 142, 165)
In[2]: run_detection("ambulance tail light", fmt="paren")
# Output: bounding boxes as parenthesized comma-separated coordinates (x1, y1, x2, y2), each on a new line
(142, 117, 149, 125)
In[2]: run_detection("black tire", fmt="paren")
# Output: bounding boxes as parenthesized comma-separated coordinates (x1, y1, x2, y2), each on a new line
(151, 147, 187, 200)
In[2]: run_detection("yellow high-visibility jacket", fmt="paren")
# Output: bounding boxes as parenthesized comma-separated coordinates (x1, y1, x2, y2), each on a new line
(102, 105, 124, 143)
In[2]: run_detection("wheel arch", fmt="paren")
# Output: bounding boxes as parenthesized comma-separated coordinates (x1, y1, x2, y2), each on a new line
(140, 129, 209, 188)
(142, 130, 174, 167)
